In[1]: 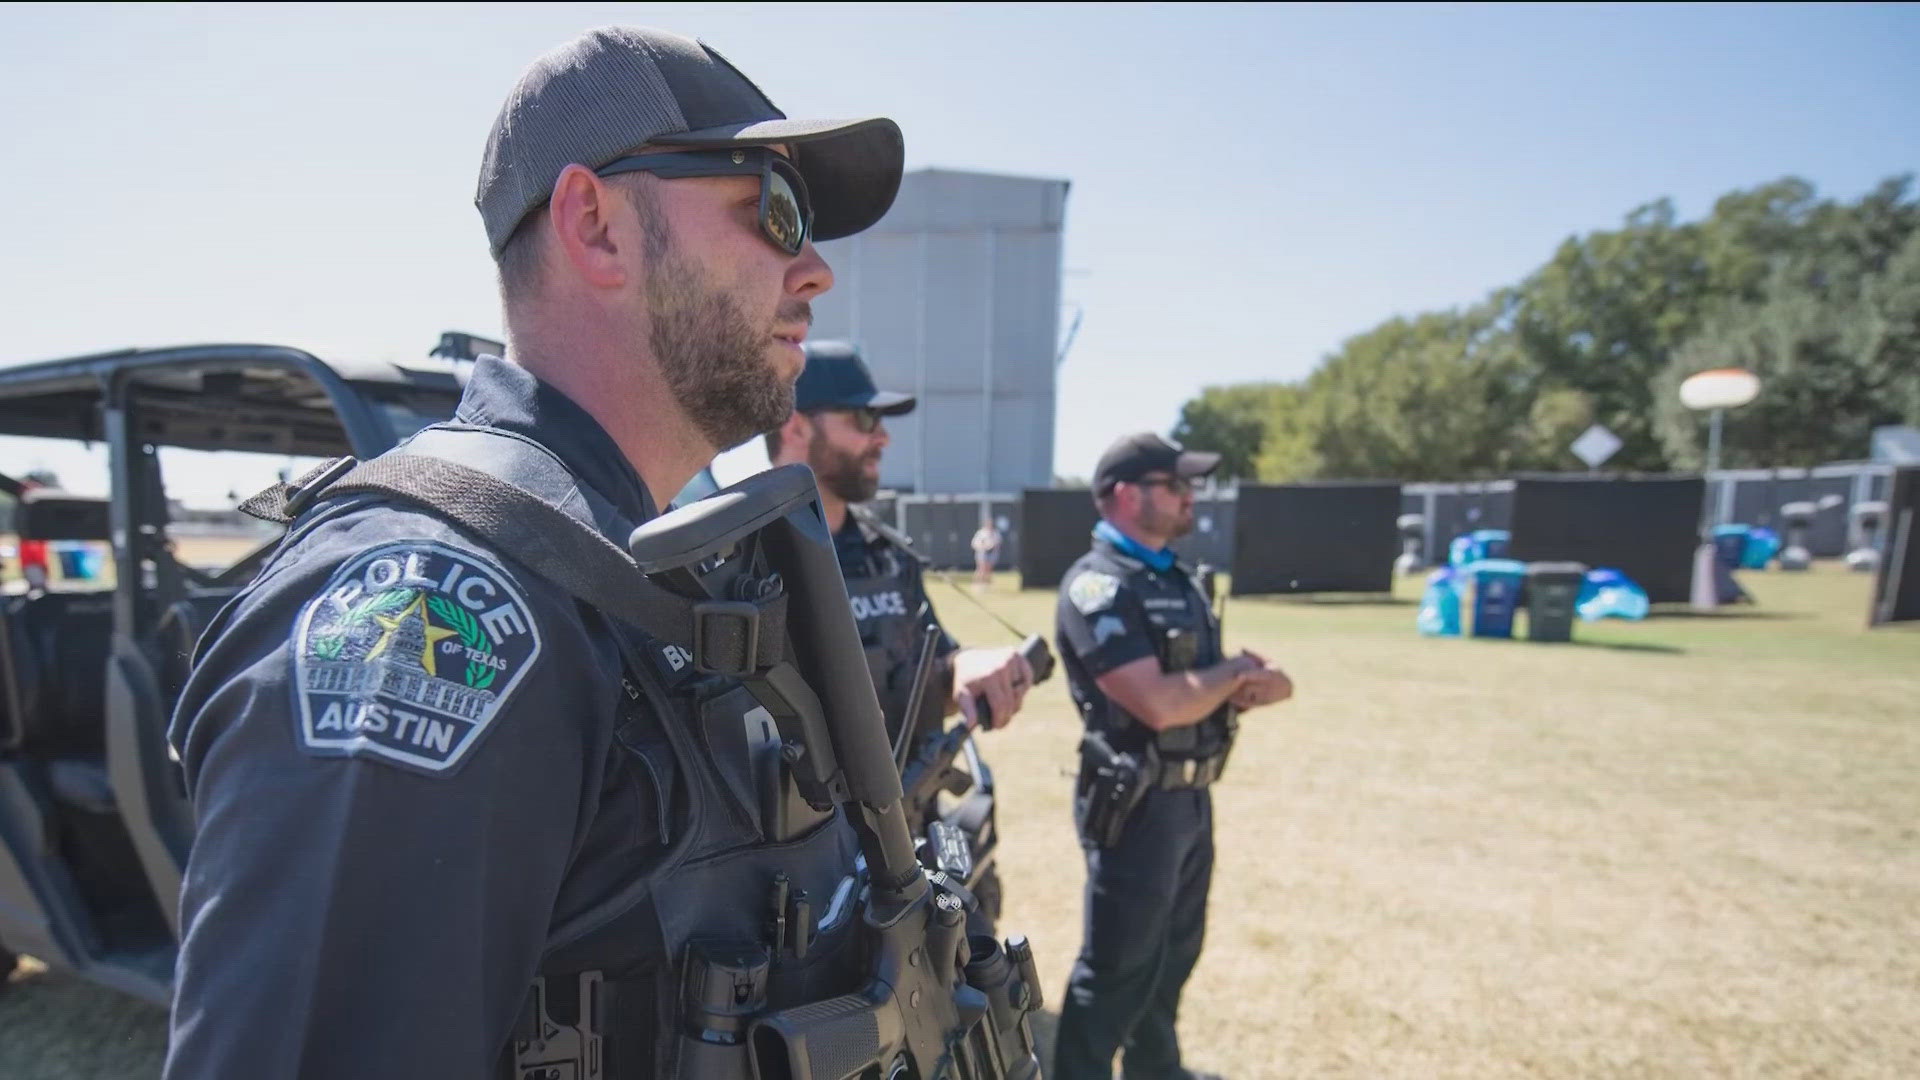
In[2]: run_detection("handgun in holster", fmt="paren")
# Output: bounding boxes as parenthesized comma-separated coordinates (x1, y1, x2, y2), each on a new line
(1075, 730, 1149, 849)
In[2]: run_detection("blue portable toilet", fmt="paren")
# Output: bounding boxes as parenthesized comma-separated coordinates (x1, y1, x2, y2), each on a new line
(1467, 558, 1528, 638)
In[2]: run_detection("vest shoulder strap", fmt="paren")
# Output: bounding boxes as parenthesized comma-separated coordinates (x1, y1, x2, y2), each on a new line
(238, 446, 782, 674)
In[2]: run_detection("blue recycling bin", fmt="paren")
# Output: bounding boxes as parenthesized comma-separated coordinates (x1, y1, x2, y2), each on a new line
(1467, 558, 1527, 638)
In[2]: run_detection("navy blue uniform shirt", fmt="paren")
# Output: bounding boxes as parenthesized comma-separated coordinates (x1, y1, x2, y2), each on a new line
(1055, 532, 1218, 749)
(164, 358, 673, 1078)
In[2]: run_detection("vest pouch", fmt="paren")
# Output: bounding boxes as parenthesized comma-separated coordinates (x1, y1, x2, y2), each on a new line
(668, 940, 769, 1076)
(613, 720, 681, 848)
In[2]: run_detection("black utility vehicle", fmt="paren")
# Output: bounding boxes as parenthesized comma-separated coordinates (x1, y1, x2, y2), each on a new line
(0, 336, 479, 1002)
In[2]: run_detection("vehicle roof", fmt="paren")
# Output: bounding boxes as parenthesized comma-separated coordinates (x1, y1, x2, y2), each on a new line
(0, 343, 470, 452)
(0, 343, 468, 396)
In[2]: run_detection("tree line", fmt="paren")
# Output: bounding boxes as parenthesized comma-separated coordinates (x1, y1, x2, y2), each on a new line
(1173, 176, 1920, 481)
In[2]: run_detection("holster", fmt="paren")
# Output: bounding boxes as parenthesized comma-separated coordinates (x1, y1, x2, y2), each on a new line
(1074, 731, 1150, 849)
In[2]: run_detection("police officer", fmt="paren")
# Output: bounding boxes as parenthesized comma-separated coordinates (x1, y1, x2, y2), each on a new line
(165, 28, 903, 1078)
(1052, 433, 1294, 1080)
(764, 341, 1033, 750)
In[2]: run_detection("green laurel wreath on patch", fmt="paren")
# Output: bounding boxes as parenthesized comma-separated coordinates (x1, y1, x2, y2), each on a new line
(309, 588, 416, 662)
(426, 595, 498, 690)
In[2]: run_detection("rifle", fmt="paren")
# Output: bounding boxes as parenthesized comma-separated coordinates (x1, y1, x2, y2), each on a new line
(633, 466, 1043, 1080)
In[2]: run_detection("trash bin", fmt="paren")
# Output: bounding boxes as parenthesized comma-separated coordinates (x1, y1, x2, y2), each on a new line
(1467, 558, 1527, 639)
(1524, 562, 1587, 643)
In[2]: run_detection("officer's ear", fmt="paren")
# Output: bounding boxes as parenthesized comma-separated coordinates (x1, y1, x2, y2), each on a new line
(547, 164, 632, 291)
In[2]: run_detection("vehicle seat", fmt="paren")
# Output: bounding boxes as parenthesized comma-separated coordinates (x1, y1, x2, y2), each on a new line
(152, 589, 242, 705)
(0, 592, 117, 814)
(0, 591, 115, 757)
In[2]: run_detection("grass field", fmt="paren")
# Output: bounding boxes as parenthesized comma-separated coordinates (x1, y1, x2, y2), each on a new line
(4, 564, 1917, 1078)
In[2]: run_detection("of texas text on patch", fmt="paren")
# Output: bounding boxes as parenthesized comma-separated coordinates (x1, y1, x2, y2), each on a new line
(293, 541, 542, 775)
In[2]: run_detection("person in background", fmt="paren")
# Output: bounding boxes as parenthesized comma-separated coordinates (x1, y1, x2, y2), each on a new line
(971, 512, 1002, 589)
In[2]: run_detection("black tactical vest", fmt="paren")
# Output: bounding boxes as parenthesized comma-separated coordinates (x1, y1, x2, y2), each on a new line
(1102, 557, 1235, 764)
(835, 514, 942, 749)
(509, 643, 866, 1078)
(302, 426, 873, 1079)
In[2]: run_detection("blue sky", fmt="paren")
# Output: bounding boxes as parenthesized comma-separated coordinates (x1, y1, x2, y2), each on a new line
(2, 3, 1916, 503)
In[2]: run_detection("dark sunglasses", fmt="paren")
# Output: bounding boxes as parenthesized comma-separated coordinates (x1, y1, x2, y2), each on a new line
(810, 407, 885, 435)
(1132, 474, 1194, 495)
(595, 147, 813, 256)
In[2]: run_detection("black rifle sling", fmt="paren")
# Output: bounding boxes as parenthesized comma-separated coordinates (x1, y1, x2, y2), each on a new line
(240, 455, 782, 674)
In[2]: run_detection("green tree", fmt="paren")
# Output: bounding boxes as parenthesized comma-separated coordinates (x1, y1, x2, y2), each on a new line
(1171, 383, 1294, 480)
(1511, 199, 1718, 470)
(1656, 225, 1920, 468)
(1172, 173, 1920, 481)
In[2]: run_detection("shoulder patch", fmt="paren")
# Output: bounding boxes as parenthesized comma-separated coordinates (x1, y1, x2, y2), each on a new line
(293, 541, 543, 775)
(1067, 570, 1122, 615)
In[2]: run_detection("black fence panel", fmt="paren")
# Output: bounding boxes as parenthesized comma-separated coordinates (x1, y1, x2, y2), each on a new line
(1426, 483, 1515, 564)
(894, 497, 1024, 571)
(1229, 483, 1400, 595)
(1724, 473, 1853, 556)
(1171, 494, 1236, 569)
(1508, 476, 1702, 603)
(1871, 468, 1920, 625)
(901, 500, 970, 569)
(1020, 489, 1100, 590)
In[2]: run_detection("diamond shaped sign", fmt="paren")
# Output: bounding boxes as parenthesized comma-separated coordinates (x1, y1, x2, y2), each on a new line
(1570, 424, 1622, 469)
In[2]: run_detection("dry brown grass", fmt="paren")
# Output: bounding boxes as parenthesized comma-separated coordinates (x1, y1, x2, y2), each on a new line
(4, 565, 1916, 1078)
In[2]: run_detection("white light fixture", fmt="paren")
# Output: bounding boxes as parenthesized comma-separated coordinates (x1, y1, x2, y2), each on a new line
(1679, 368, 1761, 411)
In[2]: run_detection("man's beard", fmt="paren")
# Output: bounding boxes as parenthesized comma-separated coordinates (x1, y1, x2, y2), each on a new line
(809, 427, 881, 503)
(644, 239, 805, 451)
(1141, 498, 1195, 540)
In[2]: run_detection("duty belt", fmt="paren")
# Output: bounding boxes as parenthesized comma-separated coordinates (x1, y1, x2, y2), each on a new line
(1149, 752, 1227, 791)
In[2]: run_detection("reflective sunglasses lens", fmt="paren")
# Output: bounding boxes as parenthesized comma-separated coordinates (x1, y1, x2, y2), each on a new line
(851, 409, 881, 434)
(764, 167, 808, 254)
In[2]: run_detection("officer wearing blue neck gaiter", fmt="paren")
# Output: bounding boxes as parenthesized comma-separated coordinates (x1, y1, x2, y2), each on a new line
(1053, 432, 1295, 1080)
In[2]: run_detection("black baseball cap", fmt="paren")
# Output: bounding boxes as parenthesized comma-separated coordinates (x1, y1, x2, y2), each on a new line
(1093, 433, 1220, 494)
(794, 341, 916, 415)
(477, 27, 903, 255)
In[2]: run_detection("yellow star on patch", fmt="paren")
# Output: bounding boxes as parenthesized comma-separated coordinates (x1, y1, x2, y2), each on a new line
(365, 592, 460, 677)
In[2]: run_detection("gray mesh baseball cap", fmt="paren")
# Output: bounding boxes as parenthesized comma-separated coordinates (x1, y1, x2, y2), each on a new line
(477, 26, 903, 255)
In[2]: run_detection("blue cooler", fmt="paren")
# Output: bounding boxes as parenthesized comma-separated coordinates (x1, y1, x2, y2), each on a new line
(1467, 558, 1527, 638)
